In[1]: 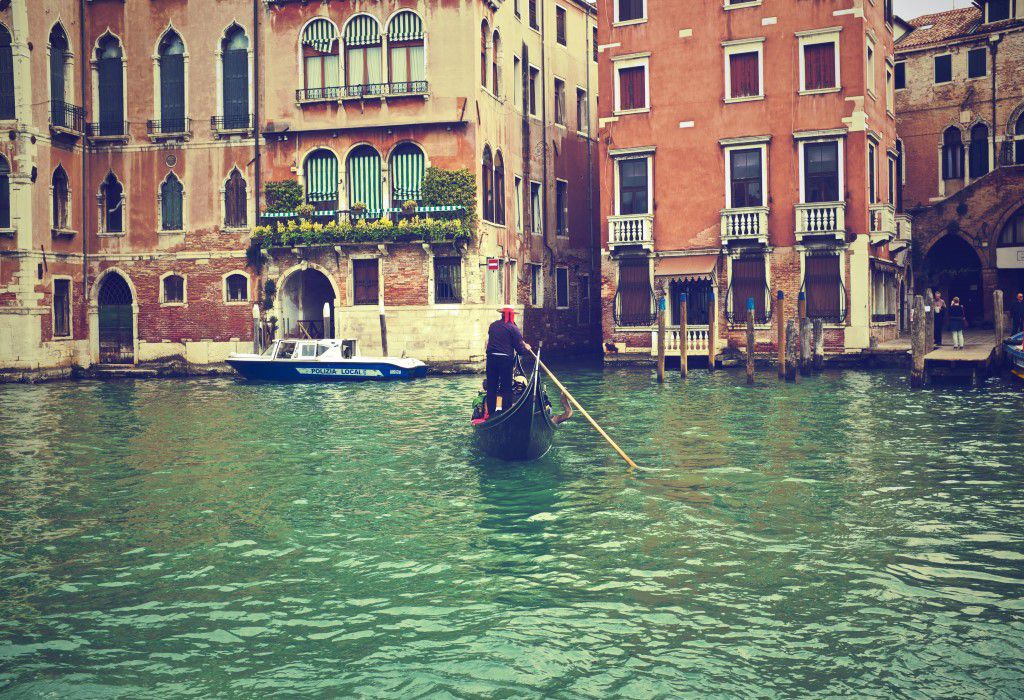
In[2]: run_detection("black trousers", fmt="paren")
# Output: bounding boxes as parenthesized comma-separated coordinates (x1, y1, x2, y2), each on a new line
(934, 311, 944, 345)
(485, 354, 514, 417)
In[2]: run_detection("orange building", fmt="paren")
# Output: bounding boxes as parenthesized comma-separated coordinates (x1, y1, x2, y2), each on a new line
(597, 0, 910, 361)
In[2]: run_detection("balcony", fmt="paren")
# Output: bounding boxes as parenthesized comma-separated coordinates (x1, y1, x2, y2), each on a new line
(795, 201, 845, 240)
(86, 121, 130, 143)
(385, 80, 428, 97)
(608, 213, 654, 251)
(652, 325, 715, 356)
(147, 118, 192, 141)
(721, 206, 769, 245)
(895, 213, 912, 242)
(211, 114, 254, 137)
(296, 86, 342, 103)
(49, 101, 85, 137)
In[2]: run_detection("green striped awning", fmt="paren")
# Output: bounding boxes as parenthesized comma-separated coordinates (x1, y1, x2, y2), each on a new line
(347, 146, 382, 211)
(390, 144, 425, 202)
(388, 11, 424, 42)
(344, 15, 381, 47)
(304, 149, 339, 205)
(302, 18, 337, 53)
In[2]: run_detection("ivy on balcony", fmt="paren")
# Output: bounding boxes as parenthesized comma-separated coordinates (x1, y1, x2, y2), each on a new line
(253, 215, 472, 249)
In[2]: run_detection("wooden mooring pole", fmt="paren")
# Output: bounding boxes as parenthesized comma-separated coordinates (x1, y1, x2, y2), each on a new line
(657, 295, 666, 383)
(679, 292, 689, 378)
(994, 289, 1005, 363)
(776, 290, 785, 378)
(797, 291, 807, 376)
(707, 290, 717, 371)
(911, 294, 927, 388)
(812, 319, 825, 372)
(800, 317, 812, 374)
(378, 299, 389, 357)
(785, 319, 799, 382)
(746, 298, 756, 385)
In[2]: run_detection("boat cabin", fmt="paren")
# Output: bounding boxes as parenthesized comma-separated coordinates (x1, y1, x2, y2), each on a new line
(263, 339, 358, 361)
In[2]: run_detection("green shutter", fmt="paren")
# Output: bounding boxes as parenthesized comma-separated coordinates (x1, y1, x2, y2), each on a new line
(304, 149, 339, 207)
(388, 11, 424, 42)
(390, 144, 425, 202)
(346, 146, 382, 212)
(344, 15, 381, 47)
(302, 18, 338, 53)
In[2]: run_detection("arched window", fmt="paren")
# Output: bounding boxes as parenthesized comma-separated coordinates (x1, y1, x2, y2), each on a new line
(100, 172, 123, 234)
(160, 173, 183, 231)
(343, 16, 381, 96)
(157, 30, 186, 134)
(346, 145, 382, 214)
(221, 26, 249, 130)
(303, 148, 339, 211)
(482, 145, 494, 223)
(52, 165, 69, 231)
(480, 21, 489, 90)
(0, 156, 10, 229)
(96, 35, 124, 136)
(161, 273, 185, 304)
(387, 11, 425, 94)
(390, 143, 426, 204)
(494, 150, 505, 225)
(492, 31, 501, 97)
(969, 123, 989, 178)
(49, 25, 70, 126)
(998, 208, 1024, 247)
(941, 127, 963, 181)
(1015, 113, 1024, 165)
(224, 168, 247, 228)
(0, 25, 13, 120)
(225, 273, 249, 302)
(301, 18, 340, 100)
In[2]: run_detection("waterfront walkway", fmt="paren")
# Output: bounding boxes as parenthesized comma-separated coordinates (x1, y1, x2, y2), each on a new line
(872, 330, 1001, 385)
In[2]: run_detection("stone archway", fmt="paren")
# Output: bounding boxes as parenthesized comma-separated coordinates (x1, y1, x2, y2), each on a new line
(924, 234, 984, 324)
(278, 266, 337, 339)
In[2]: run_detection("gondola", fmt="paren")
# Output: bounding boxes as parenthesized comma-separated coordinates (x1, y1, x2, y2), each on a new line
(473, 351, 557, 461)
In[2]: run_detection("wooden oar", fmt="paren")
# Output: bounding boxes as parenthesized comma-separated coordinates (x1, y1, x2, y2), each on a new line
(526, 348, 639, 471)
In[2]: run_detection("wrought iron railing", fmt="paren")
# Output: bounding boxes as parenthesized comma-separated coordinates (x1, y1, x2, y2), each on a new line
(386, 80, 428, 96)
(613, 288, 657, 327)
(343, 83, 388, 99)
(725, 283, 773, 325)
(296, 86, 342, 102)
(211, 114, 255, 132)
(49, 101, 85, 133)
(87, 121, 130, 138)
(800, 276, 848, 324)
(258, 205, 466, 229)
(147, 117, 191, 136)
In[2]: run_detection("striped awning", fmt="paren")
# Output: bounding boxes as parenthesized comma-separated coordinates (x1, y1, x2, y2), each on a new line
(344, 15, 381, 47)
(302, 18, 337, 53)
(388, 11, 424, 42)
(304, 149, 339, 205)
(390, 144, 425, 202)
(347, 146, 382, 211)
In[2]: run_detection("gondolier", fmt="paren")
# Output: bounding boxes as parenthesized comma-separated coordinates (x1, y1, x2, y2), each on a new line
(485, 305, 531, 418)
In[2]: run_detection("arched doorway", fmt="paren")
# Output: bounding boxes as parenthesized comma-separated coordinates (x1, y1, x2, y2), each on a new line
(279, 268, 336, 339)
(924, 234, 984, 324)
(98, 273, 135, 363)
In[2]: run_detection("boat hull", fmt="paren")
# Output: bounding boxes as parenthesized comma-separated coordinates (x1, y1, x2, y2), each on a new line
(1006, 333, 1024, 379)
(473, 362, 556, 461)
(226, 358, 428, 382)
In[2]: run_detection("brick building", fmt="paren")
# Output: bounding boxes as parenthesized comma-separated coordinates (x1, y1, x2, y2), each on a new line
(0, 0, 600, 380)
(597, 0, 911, 361)
(895, 0, 1024, 324)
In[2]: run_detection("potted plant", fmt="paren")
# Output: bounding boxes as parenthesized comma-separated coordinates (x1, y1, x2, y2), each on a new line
(296, 203, 315, 221)
(401, 199, 418, 216)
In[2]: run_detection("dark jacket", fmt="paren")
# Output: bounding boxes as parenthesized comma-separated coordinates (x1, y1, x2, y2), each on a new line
(487, 320, 527, 356)
(1011, 299, 1024, 323)
(948, 304, 966, 331)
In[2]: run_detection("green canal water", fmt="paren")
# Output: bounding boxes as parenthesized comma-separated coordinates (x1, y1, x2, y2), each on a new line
(1, 367, 1024, 698)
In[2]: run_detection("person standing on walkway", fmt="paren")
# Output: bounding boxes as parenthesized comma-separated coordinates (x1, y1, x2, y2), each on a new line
(485, 305, 530, 418)
(948, 297, 967, 350)
(1011, 292, 1024, 336)
(933, 291, 947, 347)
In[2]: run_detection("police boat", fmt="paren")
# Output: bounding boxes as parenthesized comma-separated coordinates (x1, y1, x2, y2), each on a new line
(226, 339, 428, 382)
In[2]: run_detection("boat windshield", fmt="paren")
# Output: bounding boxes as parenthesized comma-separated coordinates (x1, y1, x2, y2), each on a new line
(260, 344, 276, 357)
(276, 341, 297, 360)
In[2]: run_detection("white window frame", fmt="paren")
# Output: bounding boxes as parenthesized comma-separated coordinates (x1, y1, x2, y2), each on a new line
(555, 266, 570, 309)
(528, 64, 540, 117)
(722, 38, 765, 103)
(222, 270, 251, 305)
(867, 136, 879, 204)
(553, 75, 567, 126)
(514, 175, 523, 232)
(610, 150, 654, 216)
(576, 85, 588, 135)
(51, 275, 73, 340)
(796, 28, 841, 95)
(885, 59, 895, 116)
(887, 151, 897, 205)
(865, 34, 877, 98)
(613, 0, 647, 27)
(612, 53, 650, 115)
(723, 140, 769, 209)
(530, 180, 543, 235)
(556, 178, 569, 237)
(724, 0, 763, 10)
(159, 271, 187, 306)
(484, 258, 504, 306)
(796, 132, 846, 204)
(530, 262, 544, 307)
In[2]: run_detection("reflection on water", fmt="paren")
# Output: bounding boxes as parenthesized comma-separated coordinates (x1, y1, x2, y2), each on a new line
(1, 367, 1023, 697)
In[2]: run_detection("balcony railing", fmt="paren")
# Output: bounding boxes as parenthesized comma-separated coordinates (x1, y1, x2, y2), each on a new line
(258, 205, 465, 228)
(384, 80, 428, 96)
(86, 121, 130, 140)
(343, 83, 389, 99)
(869, 203, 896, 239)
(895, 213, 912, 241)
(211, 114, 254, 133)
(653, 325, 714, 356)
(725, 284, 774, 325)
(721, 206, 769, 243)
(49, 101, 85, 134)
(296, 86, 342, 102)
(147, 117, 191, 138)
(608, 213, 654, 250)
(795, 201, 845, 238)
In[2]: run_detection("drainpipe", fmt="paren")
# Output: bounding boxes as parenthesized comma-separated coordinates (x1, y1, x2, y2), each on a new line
(990, 34, 1000, 168)
(80, 0, 88, 300)
(540, 0, 554, 274)
(253, 0, 261, 217)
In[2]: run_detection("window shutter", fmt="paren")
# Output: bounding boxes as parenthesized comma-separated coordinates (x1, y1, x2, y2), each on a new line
(98, 56, 124, 135)
(617, 257, 652, 326)
(804, 42, 835, 91)
(390, 144, 425, 202)
(731, 257, 766, 321)
(346, 147, 382, 212)
(162, 178, 183, 231)
(0, 35, 13, 120)
(805, 255, 842, 322)
(223, 49, 249, 129)
(730, 52, 759, 98)
(160, 54, 185, 131)
(304, 150, 339, 209)
(352, 259, 379, 305)
(50, 43, 66, 118)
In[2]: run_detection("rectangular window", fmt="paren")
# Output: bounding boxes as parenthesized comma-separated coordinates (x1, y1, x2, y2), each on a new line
(804, 254, 843, 323)
(866, 39, 876, 95)
(576, 88, 588, 132)
(53, 279, 70, 338)
(556, 181, 568, 236)
(529, 66, 539, 116)
(888, 155, 897, 204)
(804, 141, 840, 203)
(434, 256, 462, 304)
(593, 28, 598, 62)
(554, 78, 566, 125)
(886, 64, 894, 111)
(868, 142, 878, 204)
(616, 257, 652, 327)
(514, 176, 523, 231)
(163, 275, 185, 304)
(352, 259, 379, 305)
(968, 48, 987, 79)
(513, 56, 522, 109)
(530, 263, 543, 306)
(804, 41, 836, 91)
(894, 61, 906, 89)
(530, 181, 543, 235)
(729, 148, 763, 208)
(731, 256, 767, 323)
(987, 0, 1011, 22)
(934, 54, 952, 84)
(578, 274, 591, 325)
(616, 64, 647, 111)
(556, 267, 569, 309)
(618, 157, 649, 215)
(556, 6, 567, 45)
(728, 50, 760, 99)
(529, 0, 539, 30)
(617, 0, 645, 23)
